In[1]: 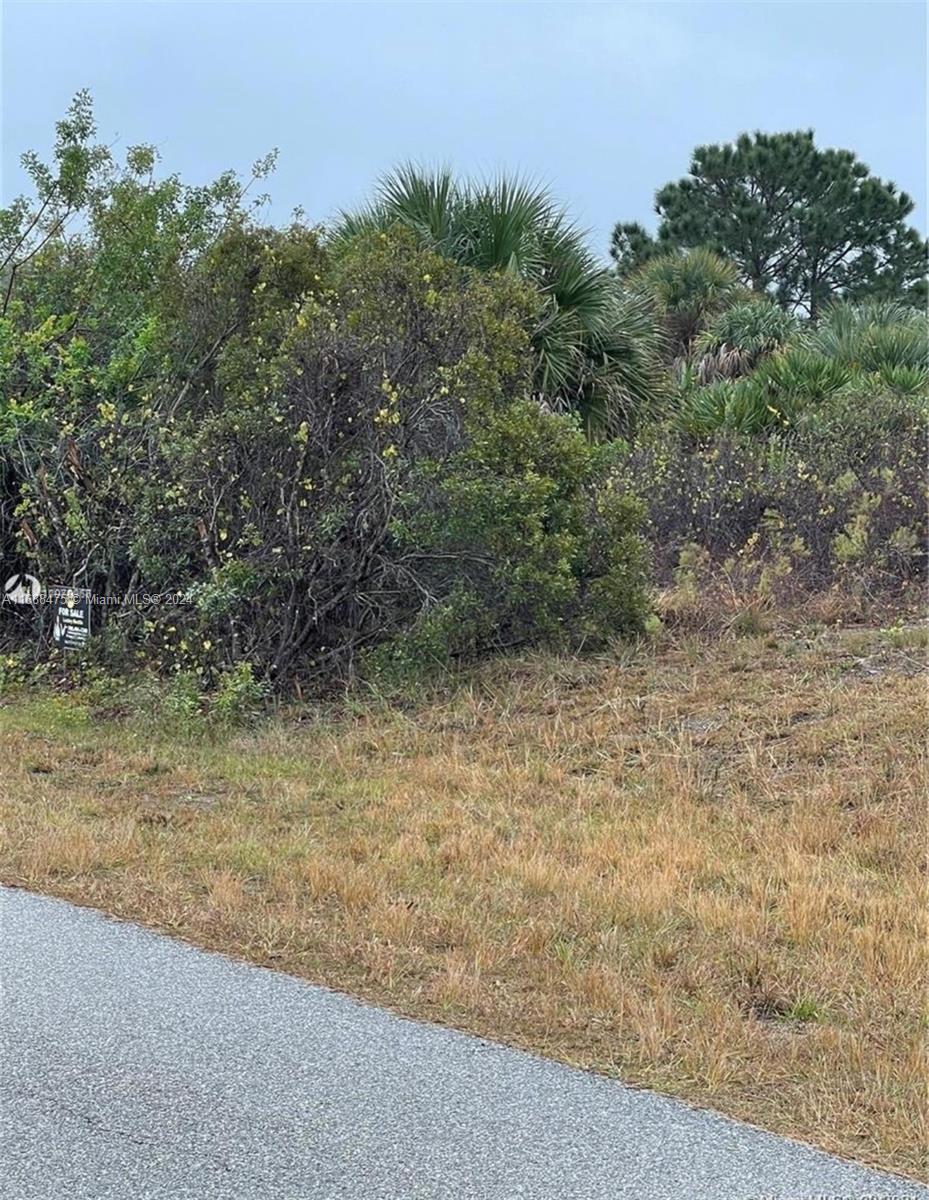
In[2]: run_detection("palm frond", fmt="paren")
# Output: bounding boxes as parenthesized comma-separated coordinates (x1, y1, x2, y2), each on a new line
(696, 299, 798, 381)
(630, 247, 744, 354)
(334, 168, 666, 431)
(808, 300, 928, 371)
(376, 163, 460, 250)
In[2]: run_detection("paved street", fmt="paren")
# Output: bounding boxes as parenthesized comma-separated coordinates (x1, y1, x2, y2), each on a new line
(2, 886, 924, 1199)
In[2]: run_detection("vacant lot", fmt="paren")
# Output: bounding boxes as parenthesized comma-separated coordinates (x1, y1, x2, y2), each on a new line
(1, 627, 926, 1178)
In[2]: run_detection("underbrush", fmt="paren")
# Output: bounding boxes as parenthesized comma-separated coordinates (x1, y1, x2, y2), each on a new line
(621, 389, 925, 615)
(1, 231, 650, 693)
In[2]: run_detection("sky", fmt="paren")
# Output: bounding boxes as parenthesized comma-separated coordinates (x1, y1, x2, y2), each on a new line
(1, 0, 926, 257)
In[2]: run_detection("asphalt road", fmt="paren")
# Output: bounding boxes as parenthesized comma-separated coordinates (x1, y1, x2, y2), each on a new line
(1, 887, 924, 1200)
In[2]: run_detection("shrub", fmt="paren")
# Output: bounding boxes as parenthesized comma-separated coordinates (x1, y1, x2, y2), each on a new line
(675, 347, 854, 437)
(378, 413, 650, 673)
(807, 301, 927, 372)
(2, 218, 650, 692)
(629, 248, 745, 358)
(695, 300, 798, 382)
(212, 662, 267, 726)
(749, 347, 854, 405)
(163, 671, 204, 723)
(675, 301, 927, 437)
(621, 387, 926, 604)
(873, 364, 929, 397)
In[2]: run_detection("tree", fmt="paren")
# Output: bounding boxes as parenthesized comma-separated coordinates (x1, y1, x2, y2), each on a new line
(337, 166, 665, 432)
(609, 221, 661, 276)
(628, 248, 744, 359)
(614, 131, 928, 320)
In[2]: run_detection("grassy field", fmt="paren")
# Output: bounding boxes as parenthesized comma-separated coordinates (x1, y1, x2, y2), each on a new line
(1, 624, 926, 1179)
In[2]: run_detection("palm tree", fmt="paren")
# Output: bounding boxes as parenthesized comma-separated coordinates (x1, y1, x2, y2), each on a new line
(336, 166, 664, 433)
(694, 299, 798, 383)
(629, 247, 744, 362)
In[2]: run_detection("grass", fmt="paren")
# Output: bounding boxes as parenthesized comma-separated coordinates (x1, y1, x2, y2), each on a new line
(1, 625, 926, 1179)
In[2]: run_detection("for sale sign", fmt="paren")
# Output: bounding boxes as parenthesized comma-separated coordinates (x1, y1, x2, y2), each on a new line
(51, 587, 91, 650)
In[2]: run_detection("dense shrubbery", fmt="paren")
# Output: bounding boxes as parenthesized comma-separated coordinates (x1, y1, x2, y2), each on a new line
(625, 388, 926, 606)
(338, 166, 667, 434)
(1, 222, 651, 686)
(644, 275, 926, 611)
(0, 104, 651, 692)
(694, 300, 798, 382)
(1, 97, 925, 697)
(671, 293, 927, 437)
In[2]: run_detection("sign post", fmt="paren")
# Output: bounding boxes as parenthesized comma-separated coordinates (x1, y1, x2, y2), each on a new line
(51, 587, 91, 652)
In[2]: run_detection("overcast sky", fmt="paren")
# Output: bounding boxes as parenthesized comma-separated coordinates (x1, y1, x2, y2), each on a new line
(2, 1, 926, 256)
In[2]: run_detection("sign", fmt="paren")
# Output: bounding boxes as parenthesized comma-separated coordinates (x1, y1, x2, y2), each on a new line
(52, 587, 91, 650)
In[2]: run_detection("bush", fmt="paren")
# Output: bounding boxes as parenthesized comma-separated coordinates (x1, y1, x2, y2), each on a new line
(629, 248, 745, 358)
(374, 412, 650, 675)
(212, 662, 266, 726)
(695, 300, 798, 382)
(807, 301, 927, 373)
(621, 388, 926, 603)
(2, 218, 650, 693)
(675, 300, 927, 437)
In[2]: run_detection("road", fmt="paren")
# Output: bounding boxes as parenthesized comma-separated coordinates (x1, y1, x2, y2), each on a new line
(1, 886, 924, 1199)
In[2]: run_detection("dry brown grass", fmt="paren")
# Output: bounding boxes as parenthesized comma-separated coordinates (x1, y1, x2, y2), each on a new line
(1, 626, 926, 1179)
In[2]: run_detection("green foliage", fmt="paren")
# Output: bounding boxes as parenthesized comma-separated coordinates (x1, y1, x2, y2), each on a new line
(629, 247, 744, 357)
(610, 221, 662, 276)
(695, 299, 798, 382)
(2, 96, 923, 698)
(623, 388, 926, 600)
(123, 227, 559, 685)
(676, 347, 852, 436)
(577, 470, 651, 643)
(0, 647, 30, 693)
(639, 131, 928, 317)
(795, 384, 927, 460)
(189, 562, 261, 621)
(1, 106, 650, 696)
(751, 348, 853, 404)
(337, 166, 665, 432)
(212, 661, 267, 726)
(163, 671, 204, 723)
(0, 134, 300, 625)
(383, 400, 650, 672)
(674, 378, 775, 438)
(1, 90, 111, 318)
(784, 998, 825, 1024)
(873, 364, 929, 397)
(806, 301, 928, 374)
(676, 299, 927, 437)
